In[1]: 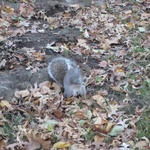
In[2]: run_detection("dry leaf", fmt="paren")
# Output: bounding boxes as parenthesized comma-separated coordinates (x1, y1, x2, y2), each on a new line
(99, 61, 108, 68)
(126, 22, 135, 29)
(53, 110, 64, 119)
(94, 116, 108, 125)
(102, 40, 111, 50)
(94, 135, 105, 142)
(77, 39, 90, 49)
(74, 111, 86, 120)
(105, 123, 114, 132)
(53, 141, 70, 149)
(15, 89, 30, 98)
(0, 100, 11, 108)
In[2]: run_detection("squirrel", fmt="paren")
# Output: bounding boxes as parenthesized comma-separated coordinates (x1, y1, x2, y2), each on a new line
(47, 57, 90, 98)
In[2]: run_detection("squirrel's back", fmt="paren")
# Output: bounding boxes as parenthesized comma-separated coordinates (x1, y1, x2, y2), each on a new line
(48, 57, 77, 87)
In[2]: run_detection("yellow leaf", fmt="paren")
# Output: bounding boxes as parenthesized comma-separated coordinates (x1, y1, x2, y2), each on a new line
(116, 66, 124, 73)
(102, 42, 111, 50)
(5, 6, 14, 13)
(94, 135, 105, 142)
(0, 100, 11, 108)
(0, 139, 6, 147)
(126, 22, 135, 29)
(53, 142, 70, 149)
(105, 123, 114, 132)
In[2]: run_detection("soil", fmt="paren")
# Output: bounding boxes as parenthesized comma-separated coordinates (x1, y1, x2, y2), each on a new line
(0, 0, 101, 100)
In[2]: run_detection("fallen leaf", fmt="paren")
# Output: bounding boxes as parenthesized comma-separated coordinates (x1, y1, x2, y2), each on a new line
(0, 100, 11, 108)
(138, 27, 145, 32)
(0, 35, 5, 41)
(77, 39, 90, 49)
(84, 29, 89, 38)
(92, 95, 106, 107)
(94, 135, 105, 142)
(53, 141, 70, 149)
(94, 116, 108, 125)
(102, 40, 111, 50)
(126, 22, 135, 29)
(15, 89, 30, 98)
(119, 142, 130, 150)
(74, 111, 86, 120)
(135, 137, 149, 149)
(105, 123, 114, 132)
(109, 125, 124, 136)
(86, 110, 93, 120)
(98, 61, 107, 68)
(0, 59, 7, 68)
(53, 110, 64, 119)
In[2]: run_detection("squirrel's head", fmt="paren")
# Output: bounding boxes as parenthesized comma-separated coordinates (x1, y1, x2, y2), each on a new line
(80, 64, 91, 76)
(78, 63, 91, 84)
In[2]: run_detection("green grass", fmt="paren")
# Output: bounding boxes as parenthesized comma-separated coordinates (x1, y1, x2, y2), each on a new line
(3, 122, 16, 144)
(82, 128, 95, 141)
(136, 107, 150, 139)
(123, 31, 150, 140)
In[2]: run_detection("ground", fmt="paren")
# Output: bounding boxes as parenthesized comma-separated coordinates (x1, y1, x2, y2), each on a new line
(0, 0, 150, 149)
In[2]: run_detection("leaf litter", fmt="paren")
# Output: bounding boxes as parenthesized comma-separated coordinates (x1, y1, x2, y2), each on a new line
(0, 0, 150, 149)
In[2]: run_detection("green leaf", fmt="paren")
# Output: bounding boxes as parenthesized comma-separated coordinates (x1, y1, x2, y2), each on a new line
(138, 27, 145, 32)
(18, 16, 26, 21)
(86, 110, 92, 120)
(96, 76, 103, 82)
(146, 78, 150, 84)
(109, 125, 124, 136)
(42, 120, 58, 131)
(79, 120, 87, 126)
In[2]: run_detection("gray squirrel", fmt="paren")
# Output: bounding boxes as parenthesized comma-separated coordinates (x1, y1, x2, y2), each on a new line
(47, 57, 90, 98)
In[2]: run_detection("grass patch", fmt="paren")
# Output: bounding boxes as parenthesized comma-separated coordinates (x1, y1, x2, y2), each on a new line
(82, 128, 95, 141)
(3, 122, 16, 144)
(136, 107, 150, 139)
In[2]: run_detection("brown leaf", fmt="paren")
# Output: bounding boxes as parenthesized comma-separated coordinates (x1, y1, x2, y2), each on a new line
(135, 137, 149, 149)
(94, 135, 105, 142)
(116, 49, 127, 57)
(39, 81, 52, 89)
(98, 61, 107, 68)
(77, 39, 90, 49)
(33, 51, 44, 61)
(53, 109, 64, 119)
(74, 111, 86, 120)
(0, 139, 6, 148)
(107, 37, 120, 45)
(65, 97, 75, 104)
(102, 40, 111, 50)
(26, 130, 51, 150)
(92, 94, 106, 107)
(51, 82, 61, 94)
(105, 123, 114, 132)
